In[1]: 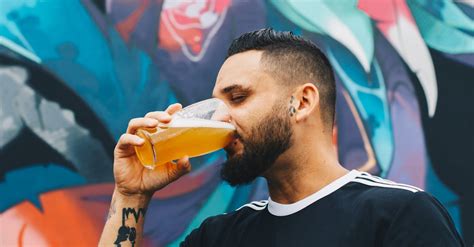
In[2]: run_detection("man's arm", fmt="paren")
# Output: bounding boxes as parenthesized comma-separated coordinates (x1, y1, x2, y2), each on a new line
(99, 190, 151, 246)
(99, 103, 191, 246)
(383, 191, 465, 246)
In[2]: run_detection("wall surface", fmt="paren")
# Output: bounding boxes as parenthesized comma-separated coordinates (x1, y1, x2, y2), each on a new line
(0, 0, 473, 246)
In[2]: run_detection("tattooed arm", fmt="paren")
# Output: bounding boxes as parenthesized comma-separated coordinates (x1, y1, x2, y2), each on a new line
(99, 190, 150, 247)
(99, 104, 192, 246)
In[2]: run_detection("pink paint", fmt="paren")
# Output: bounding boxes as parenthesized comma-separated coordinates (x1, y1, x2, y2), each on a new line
(358, 0, 416, 35)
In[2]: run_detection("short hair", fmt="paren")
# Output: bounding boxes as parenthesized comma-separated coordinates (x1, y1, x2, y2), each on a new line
(226, 28, 336, 128)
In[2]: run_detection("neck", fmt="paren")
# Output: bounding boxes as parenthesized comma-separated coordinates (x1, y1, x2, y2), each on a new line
(264, 137, 348, 204)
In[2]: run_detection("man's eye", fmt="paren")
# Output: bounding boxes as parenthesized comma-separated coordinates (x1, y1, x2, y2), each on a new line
(231, 95, 246, 103)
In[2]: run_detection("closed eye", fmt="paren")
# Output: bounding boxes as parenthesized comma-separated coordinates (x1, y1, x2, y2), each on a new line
(230, 95, 247, 104)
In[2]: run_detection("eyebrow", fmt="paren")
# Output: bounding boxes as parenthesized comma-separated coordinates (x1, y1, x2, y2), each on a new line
(214, 84, 251, 97)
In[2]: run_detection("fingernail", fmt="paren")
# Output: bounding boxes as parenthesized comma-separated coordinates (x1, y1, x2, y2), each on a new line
(147, 119, 159, 126)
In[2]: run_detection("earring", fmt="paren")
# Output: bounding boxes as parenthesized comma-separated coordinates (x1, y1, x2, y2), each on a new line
(289, 96, 296, 117)
(289, 106, 296, 116)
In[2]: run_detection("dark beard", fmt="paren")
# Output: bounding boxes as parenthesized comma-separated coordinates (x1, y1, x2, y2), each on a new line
(220, 102, 293, 186)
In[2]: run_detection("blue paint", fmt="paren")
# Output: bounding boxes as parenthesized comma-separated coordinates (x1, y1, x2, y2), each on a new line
(0, 164, 86, 212)
(326, 40, 394, 176)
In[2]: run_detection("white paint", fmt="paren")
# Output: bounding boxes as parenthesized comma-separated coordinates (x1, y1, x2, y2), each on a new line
(387, 14, 438, 117)
(326, 18, 371, 72)
(200, 11, 218, 28)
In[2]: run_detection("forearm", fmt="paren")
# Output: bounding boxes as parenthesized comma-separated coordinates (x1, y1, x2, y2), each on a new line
(99, 189, 151, 246)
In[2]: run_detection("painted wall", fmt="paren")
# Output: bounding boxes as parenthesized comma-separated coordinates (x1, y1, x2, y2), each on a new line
(0, 0, 473, 245)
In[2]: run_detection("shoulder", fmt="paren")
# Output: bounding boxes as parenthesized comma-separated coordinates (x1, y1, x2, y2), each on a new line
(335, 171, 427, 220)
(180, 200, 268, 247)
(345, 172, 463, 245)
(351, 171, 422, 194)
(195, 200, 268, 231)
(207, 199, 269, 224)
(346, 171, 423, 209)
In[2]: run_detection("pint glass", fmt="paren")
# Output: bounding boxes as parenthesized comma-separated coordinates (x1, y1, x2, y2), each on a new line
(134, 98, 235, 169)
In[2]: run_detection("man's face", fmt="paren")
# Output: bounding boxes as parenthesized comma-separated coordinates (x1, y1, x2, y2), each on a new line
(212, 51, 293, 186)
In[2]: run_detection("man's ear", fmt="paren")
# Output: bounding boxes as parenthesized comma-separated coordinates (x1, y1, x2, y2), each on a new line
(293, 83, 319, 122)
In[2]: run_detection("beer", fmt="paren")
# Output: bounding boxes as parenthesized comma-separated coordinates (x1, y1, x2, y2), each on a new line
(135, 118, 235, 169)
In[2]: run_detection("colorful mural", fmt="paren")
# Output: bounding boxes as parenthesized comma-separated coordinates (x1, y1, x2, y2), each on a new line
(0, 0, 472, 246)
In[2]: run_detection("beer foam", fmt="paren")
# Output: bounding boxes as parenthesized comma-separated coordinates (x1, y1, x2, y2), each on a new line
(168, 118, 235, 130)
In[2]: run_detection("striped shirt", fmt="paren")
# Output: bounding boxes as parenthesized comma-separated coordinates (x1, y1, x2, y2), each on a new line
(181, 170, 464, 246)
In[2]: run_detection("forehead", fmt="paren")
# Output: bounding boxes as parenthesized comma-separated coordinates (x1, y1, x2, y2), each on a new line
(212, 50, 268, 97)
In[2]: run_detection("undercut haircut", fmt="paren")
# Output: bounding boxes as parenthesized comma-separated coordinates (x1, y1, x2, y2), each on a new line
(226, 28, 336, 128)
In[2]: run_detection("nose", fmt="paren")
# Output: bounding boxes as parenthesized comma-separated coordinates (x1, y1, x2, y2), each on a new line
(212, 108, 232, 123)
(210, 100, 232, 123)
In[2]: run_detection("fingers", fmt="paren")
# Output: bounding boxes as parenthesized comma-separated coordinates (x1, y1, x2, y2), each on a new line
(143, 111, 172, 123)
(127, 117, 159, 134)
(140, 103, 181, 128)
(165, 103, 182, 115)
(119, 103, 183, 157)
(115, 133, 144, 152)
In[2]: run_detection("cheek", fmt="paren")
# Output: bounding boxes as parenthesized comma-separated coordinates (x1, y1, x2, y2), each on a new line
(229, 95, 275, 136)
(230, 107, 258, 137)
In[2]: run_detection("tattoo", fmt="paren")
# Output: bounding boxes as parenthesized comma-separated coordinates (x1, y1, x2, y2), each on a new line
(114, 207, 146, 247)
(122, 208, 147, 224)
(115, 225, 133, 247)
(106, 197, 116, 221)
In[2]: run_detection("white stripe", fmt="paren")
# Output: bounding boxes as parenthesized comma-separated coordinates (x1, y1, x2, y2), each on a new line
(236, 202, 267, 211)
(359, 176, 422, 191)
(352, 178, 419, 193)
(267, 170, 361, 216)
(236, 204, 263, 211)
(357, 172, 422, 191)
(251, 200, 268, 206)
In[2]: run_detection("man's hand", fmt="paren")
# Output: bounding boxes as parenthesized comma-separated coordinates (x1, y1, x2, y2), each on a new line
(113, 103, 192, 197)
(99, 103, 192, 246)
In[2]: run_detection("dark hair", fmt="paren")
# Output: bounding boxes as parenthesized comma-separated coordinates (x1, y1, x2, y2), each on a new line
(227, 28, 336, 128)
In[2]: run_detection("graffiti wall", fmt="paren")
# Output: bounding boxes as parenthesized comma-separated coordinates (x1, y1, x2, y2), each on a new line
(0, 0, 473, 245)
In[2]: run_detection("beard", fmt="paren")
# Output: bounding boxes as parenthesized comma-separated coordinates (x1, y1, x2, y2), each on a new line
(220, 101, 293, 186)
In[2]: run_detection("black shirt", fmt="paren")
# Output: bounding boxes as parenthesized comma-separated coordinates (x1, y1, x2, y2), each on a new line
(180, 170, 464, 246)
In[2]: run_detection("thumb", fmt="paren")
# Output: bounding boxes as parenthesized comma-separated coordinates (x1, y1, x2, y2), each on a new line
(166, 156, 192, 181)
(176, 156, 192, 175)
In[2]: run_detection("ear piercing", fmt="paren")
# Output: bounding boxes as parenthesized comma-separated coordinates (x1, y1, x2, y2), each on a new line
(289, 106, 296, 116)
(289, 96, 296, 117)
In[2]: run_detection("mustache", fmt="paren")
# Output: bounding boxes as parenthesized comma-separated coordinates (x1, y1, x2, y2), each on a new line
(224, 131, 243, 158)
(230, 130, 243, 144)
(233, 131, 242, 140)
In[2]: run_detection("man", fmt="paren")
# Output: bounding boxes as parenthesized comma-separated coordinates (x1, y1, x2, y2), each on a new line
(99, 29, 464, 246)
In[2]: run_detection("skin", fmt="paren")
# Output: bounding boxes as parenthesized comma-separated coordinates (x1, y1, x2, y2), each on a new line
(99, 50, 348, 246)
